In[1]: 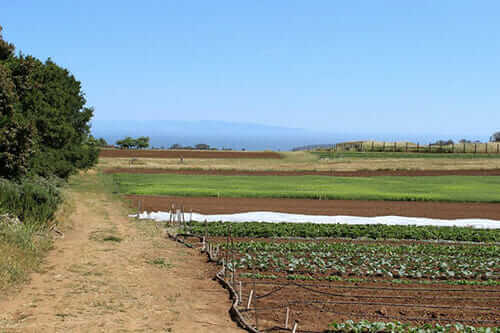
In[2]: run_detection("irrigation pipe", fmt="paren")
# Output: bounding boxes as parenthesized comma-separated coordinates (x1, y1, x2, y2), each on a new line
(241, 299, 497, 312)
(240, 280, 500, 293)
(307, 303, 500, 326)
(167, 232, 261, 333)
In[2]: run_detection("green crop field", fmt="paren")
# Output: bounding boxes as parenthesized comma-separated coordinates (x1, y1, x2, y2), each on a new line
(314, 151, 500, 159)
(113, 173, 500, 202)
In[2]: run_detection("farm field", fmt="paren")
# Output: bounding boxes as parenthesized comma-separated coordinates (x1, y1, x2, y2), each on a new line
(99, 149, 282, 159)
(126, 195, 500, 220)
(113, 173, 500, 202)
(314, 151, 500, 159)
(105, 167, 500, 177)
(172, 221, 500, 332)
(98, 150, 500, 173)
(106, 149, 500, 331)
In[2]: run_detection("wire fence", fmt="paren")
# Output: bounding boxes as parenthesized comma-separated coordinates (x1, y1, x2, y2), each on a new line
(320, 141, 500, 154)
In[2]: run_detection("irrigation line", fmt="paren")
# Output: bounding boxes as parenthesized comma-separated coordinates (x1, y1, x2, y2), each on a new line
(306, 303, 500, 325)
(240, 280, 500, 293)
(291, 283, 500, 301)
(252, 282, 500, 302)
(167, 232, 260, 333)
(241, 299, 498, 313)
(256, 285, 287, 300)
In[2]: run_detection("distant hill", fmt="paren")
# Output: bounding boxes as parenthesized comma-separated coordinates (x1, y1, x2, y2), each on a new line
(90, 120, 350, 151)
(291, 144, 336, 151)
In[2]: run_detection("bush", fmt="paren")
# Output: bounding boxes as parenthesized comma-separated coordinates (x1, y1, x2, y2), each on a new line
(0, 176, 62, 230)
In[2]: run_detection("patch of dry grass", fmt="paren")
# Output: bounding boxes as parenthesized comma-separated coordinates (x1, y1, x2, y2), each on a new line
(98, 151, 500, 172)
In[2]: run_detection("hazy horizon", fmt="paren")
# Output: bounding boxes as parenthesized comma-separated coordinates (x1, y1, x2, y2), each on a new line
(91, 119, 491, 151)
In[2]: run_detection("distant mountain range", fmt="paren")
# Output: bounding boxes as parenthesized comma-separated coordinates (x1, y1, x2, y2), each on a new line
(90, 119, 465, 151)
(90, 120, 352, 151)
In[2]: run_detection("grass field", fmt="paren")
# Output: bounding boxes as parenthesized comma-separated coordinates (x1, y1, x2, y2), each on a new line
(113, 173, 500, 202)
(315, 151, 500, 159)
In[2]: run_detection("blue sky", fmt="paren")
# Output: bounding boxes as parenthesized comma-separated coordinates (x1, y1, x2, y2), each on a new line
(1, 1, 499, 140)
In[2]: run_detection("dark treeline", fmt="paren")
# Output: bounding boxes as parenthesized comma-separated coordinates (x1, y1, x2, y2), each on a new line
(1, 25, 98, 286)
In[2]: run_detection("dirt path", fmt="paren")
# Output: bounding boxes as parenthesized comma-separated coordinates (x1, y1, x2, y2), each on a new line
(0, 179, 241, 332)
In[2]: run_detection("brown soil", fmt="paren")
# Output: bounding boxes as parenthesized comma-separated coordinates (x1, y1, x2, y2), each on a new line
(125, 195, 500, 220)
(240, 280, 500, 331)
(105, 167, 500, 177)
(183, 237, 500, 331)
(99, 149, 282, 159)
(0, 180, 242, 332)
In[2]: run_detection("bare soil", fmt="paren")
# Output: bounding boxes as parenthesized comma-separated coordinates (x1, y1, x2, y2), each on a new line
(99, 149, 282, 159)
(186, 237, 500, 331)
(0, 181, 242, 332)
(125, 195, 500, 220)
(105, 167, 500, 177)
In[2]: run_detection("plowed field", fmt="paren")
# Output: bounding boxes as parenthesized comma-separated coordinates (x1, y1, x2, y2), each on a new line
(99, 149, 282, 159)
(125, 195, 500, 220)
(106, 167, 500, 177)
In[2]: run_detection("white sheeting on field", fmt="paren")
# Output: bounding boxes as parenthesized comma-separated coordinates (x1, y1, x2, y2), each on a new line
(131, 211, 500, 229)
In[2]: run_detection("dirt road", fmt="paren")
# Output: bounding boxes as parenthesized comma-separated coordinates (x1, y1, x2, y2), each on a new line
(0, 177, 241, 332)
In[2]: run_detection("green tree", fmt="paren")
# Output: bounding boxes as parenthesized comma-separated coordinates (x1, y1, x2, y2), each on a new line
(116, 136, 135, 149)
(491, 132, 500, 142)
(0, 26, 98, 179)
(195, 143, 210, 150)
(136, 136, 150, 149)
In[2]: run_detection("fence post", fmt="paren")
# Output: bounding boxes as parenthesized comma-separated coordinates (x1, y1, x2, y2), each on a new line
(405, 142, 408, 152)
(394, 142, 397, 152)
(486, 143, 488, 154)
(382, 141, 386, 152)
(371, 141, 374, 152)
(417, 143, 419, 152)
(497, 143, 499, 154)
(474, 143, 477, 154)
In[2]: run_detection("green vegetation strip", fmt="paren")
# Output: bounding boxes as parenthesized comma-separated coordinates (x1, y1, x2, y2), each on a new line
(314, 151, 500, 159)
(226, 241, 499, 281)
(326, 320, 499, 332)
(113, 174, 500, 202)
(189, 222, 500, 242)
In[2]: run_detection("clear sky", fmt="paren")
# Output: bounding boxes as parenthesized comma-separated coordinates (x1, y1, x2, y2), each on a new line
(1, 1, 499, 139)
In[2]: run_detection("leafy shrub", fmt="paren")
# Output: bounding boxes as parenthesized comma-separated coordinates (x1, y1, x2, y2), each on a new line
(0, 176, 62, 229)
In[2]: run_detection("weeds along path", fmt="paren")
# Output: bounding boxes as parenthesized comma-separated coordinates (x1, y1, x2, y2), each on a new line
(0, 173, 241, 333)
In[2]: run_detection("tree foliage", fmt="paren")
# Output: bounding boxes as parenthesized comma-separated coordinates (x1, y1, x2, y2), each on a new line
(491, 131, 500, 142)
(0, 26, 98, 180)
(116, 136, 150, 149)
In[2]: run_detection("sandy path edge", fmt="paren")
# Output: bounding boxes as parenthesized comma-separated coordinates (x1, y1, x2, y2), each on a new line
(0, 183, 242, 332)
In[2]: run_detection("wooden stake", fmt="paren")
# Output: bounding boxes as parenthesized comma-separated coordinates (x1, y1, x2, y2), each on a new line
(285, 307, 290, 329)
(247, 289, 253, 310)
(292, 321, 298, 333)
(238, 281, 242, 306)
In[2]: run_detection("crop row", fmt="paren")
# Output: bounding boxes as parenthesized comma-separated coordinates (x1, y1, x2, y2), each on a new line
(224, 241, 499, 280)
(189, 222, 500, 242)
(326, 320, 499, 333)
